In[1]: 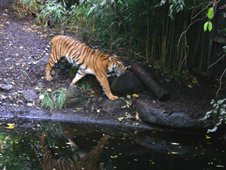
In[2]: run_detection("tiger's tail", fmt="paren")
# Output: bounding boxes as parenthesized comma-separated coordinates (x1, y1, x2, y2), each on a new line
(33, 42, 51, 61)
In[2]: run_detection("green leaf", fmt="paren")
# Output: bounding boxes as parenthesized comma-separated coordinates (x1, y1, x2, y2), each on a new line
(204, 22, 208, 32)
(56, 89, 66, 110)
(208, 21, 213, 31)
(207, 7, 214, 19)
(41, 92, 55, 111)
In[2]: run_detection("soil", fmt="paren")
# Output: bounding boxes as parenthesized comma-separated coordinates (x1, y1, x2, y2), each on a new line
(0, 5, 225, 128)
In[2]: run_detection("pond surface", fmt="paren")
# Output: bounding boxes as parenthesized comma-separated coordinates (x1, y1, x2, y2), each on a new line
(0, 121, 225, 170)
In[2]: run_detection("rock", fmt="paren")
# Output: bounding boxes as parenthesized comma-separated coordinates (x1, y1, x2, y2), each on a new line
(66, 85, 89, 107)
(111, 71, 144, 95)
(166, 112, 195, 127)
(22, 89, 38, 102)
(0, 83, 13, 92)
(102, 99, 125, 113)
(134, 98, 198, 128)
(135, 99, 168, 125)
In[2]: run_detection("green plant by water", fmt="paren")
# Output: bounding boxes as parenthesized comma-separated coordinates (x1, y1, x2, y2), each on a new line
(40, 88, 67, 111)
(201, 98, 226, 133)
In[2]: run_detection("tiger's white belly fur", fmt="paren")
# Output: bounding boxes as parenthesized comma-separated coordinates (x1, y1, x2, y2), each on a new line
(65, 56, 95, 75)
(80, 65, 95, 75)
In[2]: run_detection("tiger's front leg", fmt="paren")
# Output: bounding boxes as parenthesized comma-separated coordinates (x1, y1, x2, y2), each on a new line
(96, 75, 118, 100)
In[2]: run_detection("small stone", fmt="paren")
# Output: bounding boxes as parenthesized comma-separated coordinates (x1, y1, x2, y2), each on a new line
(0, 83, 13, 92)
(22, 89, 38, 102)
(102, 99, 125, 113)
(65, 85, 89, 107)
(27, 103, 33, 107)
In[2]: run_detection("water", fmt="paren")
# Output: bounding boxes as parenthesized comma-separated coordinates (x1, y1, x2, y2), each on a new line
(0, 121, 225, 170)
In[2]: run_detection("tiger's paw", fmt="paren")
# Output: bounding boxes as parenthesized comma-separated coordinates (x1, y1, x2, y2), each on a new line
(108, 95, 119, 100)
(69, 83, 77, 87)
(46, 75, 53, 81)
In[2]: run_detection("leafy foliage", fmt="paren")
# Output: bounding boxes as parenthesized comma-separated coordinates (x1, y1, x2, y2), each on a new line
(201, 98, 226, 133)
(204, 7, 215, 32)
(13, 0, 39, 18)
(38, 0, 67, 27)
(157, 0, 185, 19)
(40, 88, 67, 111)
(41, 91, 55, 111)
(53, 88, 67, 110)
(78, 80, 93, 92)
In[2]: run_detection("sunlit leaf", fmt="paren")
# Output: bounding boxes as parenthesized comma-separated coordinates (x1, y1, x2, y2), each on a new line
(171, 142, 180, 145)
(216, 165, 224, 168)
(135, 112, 141, 121)
(47, 88, 52, 92)
(132, 93, 140, 98)
(207, 7, 214, 19)
(117, 117, 124, 122)
(5, 123, 15, 129)
(205, 134, 211, 139)
(110, 155, 119, 159)
(169, 152, 178, 155)
(208, 21, 213, 32)
(204, 22, 208, 32)
(188, 84, 193, 88)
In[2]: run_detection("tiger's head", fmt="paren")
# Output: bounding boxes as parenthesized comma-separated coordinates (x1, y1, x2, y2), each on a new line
(108, 55, 126, 76)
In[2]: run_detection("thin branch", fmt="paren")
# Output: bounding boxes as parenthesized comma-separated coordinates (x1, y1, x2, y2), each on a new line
(191, 2, 211, 20)
(177, 16, 206, 47)
(177, 0, 213, 60)
(189, 1, 211, 10)
(216, 67, 226, 96)
(208, 54, 226, 69)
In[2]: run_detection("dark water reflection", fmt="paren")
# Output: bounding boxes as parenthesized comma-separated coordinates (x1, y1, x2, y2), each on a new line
(0, 122, 225, 170)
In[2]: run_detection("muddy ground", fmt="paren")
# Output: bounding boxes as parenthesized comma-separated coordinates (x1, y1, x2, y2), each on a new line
(0, 6, 225, 129)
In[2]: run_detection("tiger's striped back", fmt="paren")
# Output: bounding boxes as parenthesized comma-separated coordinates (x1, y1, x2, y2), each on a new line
(47, 35, 109, 76)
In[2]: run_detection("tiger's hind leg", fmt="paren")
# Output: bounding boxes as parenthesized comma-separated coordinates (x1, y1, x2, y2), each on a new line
(70, 69, 86, 86)
(96, 75, 118, 100)
(46, 62, 54, 81)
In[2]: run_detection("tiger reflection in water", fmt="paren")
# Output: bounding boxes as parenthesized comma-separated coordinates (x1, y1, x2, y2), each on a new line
(40, 133, 110, 170)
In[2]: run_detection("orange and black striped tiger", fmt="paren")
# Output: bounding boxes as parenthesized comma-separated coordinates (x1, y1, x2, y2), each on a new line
(40, 133, 110, 170)
(37, 35, 126, 100)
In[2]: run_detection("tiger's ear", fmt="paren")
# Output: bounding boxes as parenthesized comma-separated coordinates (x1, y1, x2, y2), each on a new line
(111, 54, 118, 58)
(109, 54, 118, 62)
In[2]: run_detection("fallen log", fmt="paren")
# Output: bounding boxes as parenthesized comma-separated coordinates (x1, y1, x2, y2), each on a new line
(131, 64, 170, 100)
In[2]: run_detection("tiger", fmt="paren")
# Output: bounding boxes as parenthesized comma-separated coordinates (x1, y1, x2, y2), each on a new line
(36, 35, 126, 100)
(40, 133, 110, 170)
